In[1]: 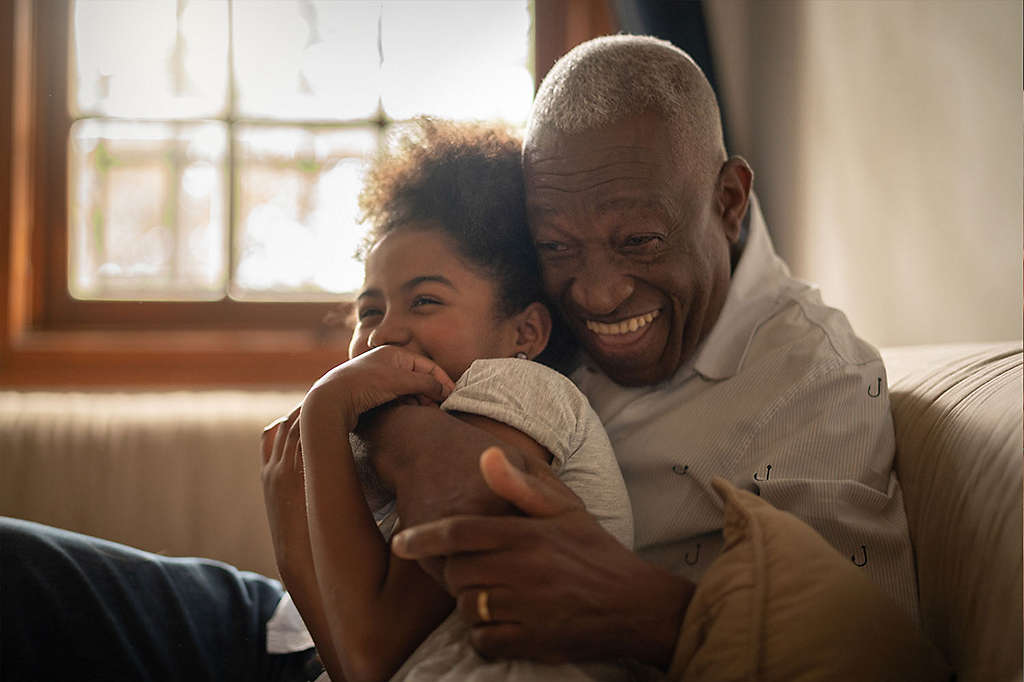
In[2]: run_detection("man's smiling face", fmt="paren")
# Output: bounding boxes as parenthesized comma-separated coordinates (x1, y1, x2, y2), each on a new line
(524, 111, 740, 386)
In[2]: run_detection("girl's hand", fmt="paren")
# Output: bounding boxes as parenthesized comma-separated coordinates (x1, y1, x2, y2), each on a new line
(305, 346, 456, 431)
(260, 405, 313, 586)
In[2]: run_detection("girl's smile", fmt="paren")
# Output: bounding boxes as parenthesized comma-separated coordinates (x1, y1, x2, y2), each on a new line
(349, 223, 526, 382)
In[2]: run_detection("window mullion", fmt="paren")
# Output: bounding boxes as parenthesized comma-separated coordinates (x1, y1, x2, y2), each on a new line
(225, 0, 238, 301)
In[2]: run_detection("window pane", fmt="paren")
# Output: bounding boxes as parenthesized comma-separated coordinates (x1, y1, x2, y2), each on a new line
(381, 1, 533, 122)
(233, 1, 382, 121)
(67, 1, 535, 303)
(72, 0, 229, 119)
(69, 120, 229, 300)
(234, 125, 378, 298)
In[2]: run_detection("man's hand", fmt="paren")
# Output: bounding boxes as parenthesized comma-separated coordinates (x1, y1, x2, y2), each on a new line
(391, 447, 696, 668)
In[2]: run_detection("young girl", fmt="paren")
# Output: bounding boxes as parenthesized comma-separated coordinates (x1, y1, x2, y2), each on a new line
(261, 119, 637, 682)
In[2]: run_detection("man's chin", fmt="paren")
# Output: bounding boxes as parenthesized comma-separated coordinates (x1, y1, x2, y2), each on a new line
(590, 352, 674, 387)
(579, 320, 679, 386)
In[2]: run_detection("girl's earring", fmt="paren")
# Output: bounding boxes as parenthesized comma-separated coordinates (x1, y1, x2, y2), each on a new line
(515, 351, 528, 360)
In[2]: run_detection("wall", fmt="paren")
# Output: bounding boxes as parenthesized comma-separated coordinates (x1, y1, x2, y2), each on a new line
(706, 0, 1022, 347)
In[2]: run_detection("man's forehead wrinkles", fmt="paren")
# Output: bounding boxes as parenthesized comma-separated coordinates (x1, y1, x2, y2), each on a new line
(528, 144, 653, 166)
(528, 160, 651, 180)
(529, 175, 653, 195)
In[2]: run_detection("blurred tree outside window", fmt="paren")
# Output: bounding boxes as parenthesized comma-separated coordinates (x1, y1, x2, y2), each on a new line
(69, 0, 534, 302)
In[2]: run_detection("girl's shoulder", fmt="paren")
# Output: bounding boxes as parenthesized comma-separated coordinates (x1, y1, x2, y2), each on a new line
(457, 357, 583, 398)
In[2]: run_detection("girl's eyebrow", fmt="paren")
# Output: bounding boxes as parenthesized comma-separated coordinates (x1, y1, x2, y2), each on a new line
(356, 288, 382, 302)
(356, 275, 457, 301)
(403, 275, 457, 292)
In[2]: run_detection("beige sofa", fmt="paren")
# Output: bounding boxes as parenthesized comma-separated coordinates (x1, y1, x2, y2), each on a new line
(1, 342, 1020, 679)
(885, 342, 1022, 682)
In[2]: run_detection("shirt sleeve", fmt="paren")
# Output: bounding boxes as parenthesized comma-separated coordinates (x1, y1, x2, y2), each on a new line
(441, 358, 634, 549)
(748, 354, 920, 622)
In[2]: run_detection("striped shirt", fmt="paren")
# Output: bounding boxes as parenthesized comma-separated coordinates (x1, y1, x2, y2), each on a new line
(572, 197, 919, 622)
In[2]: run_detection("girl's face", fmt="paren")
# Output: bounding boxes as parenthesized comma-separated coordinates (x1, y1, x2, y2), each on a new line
(348, 224, 522, 381)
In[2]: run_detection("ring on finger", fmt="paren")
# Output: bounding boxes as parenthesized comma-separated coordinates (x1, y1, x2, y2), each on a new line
(476, 589, 492, 623)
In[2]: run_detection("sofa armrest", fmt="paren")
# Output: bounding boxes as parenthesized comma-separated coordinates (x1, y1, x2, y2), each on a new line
(884, 342, 1023, 682)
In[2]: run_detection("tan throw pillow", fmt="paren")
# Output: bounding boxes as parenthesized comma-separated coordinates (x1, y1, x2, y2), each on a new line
(669, 478, 951, 682)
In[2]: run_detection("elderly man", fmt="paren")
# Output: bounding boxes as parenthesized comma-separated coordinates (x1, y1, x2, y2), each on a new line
(371, 35, 920, 670)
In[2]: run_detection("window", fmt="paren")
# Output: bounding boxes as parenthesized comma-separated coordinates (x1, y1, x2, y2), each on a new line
(69, 0, 534, 302)
(1, 0, 616, 386)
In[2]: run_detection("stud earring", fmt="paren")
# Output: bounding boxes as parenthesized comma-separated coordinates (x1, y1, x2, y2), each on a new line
(515, 351, 528, 359)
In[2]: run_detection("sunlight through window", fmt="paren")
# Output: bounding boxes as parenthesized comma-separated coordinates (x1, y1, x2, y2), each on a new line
(69, 0, 533, 301)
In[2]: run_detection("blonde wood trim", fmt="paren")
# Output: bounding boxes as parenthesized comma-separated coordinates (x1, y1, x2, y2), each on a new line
(0, 0, 14, 361)
(3, 0, 33, 347)
(2, 329, 352, 388)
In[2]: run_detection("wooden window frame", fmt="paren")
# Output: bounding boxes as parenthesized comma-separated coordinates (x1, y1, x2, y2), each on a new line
(1, 0, 615, 387)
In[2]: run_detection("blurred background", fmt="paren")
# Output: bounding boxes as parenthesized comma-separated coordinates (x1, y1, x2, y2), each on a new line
(2, 0, 1020, 387)
(0, 0, 1020, 577)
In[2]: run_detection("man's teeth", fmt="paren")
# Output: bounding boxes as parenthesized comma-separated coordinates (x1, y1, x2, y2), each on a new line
(585, 310, 660, 336)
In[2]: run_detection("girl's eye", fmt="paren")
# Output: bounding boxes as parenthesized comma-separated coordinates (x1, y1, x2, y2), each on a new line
(357, 308, 382, 321)
(411, 295, 441, 309)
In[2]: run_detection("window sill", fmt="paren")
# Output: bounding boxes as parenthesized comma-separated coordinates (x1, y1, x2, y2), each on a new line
(0, 328, 350, 388)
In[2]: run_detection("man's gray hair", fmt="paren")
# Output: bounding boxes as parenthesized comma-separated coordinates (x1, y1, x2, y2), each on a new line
(526, 35, 726, 168)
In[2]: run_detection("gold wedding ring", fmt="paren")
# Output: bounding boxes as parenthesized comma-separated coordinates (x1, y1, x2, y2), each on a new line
(476, 589, 492, 622)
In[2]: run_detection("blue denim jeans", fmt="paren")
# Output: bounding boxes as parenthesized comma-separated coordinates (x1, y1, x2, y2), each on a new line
(1, 517, 319, 681)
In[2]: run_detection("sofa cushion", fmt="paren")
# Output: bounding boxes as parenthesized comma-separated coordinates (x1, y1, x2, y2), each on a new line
(669, 477, 950, 682)
(888, 342, 1023, 682)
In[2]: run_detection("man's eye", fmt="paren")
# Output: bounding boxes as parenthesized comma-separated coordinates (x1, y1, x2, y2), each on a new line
(536, 241, 568, 253)
(623, 234, 662, 248)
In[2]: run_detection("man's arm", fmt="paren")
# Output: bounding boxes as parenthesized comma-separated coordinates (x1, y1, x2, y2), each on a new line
(357, 403, 526, 525)
(364, 404, 696, 669)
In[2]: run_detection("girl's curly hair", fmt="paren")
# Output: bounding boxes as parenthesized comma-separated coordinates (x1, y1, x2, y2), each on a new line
(358, 117, 540, 319)
(356, 118, 575, 369)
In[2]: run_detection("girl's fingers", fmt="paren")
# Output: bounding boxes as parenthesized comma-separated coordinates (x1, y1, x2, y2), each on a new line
(375, 345, 454, 396)
(407, 354, 455, 396)
(271, 405, 301, 464)
(260, 420, 282, 464)
(400, 372, 451, 404)
(333, 346, 455, 415)
(284, 416, 302, 472)
(366, 372, 449, 411)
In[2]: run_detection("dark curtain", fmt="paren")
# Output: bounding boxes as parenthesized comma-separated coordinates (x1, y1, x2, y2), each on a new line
(610, 0, 731, 151)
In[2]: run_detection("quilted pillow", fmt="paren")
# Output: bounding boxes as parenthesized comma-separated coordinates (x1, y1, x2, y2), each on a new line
(669, 478, 951, 682)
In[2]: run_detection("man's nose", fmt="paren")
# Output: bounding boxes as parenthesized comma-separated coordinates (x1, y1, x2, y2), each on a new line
(367, 313, 411, 349)
(568, 254, 634, 316)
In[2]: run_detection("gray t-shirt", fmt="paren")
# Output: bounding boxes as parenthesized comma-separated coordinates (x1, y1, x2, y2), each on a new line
(365, 358, 633, 548)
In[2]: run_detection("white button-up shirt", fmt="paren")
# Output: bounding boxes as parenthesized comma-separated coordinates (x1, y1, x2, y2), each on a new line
(573, 197, 919, 621)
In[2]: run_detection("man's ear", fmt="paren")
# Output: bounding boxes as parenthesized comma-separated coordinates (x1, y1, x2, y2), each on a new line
(716, 157, 753, 244)
(511, 302, 552, 359)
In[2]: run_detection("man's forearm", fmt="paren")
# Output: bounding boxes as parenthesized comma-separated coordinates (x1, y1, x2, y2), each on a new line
(620, 565, 695, 669)
(357, 403, 526, 526)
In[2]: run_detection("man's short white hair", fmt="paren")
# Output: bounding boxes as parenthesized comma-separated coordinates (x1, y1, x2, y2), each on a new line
(526, 35, 726, 169)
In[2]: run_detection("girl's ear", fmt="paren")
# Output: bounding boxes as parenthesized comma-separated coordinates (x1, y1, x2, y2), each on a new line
(511, 302, 552, 359)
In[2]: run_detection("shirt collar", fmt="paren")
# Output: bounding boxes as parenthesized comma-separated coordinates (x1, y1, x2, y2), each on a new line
(690, 194, 795, 381)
